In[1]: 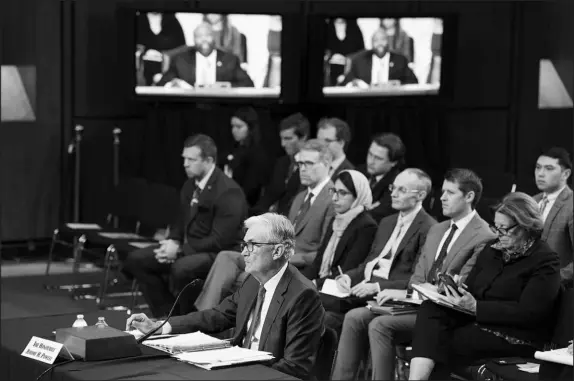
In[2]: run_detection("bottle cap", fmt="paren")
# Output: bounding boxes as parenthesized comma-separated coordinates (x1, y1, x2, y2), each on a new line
(77, 314, 84, 318)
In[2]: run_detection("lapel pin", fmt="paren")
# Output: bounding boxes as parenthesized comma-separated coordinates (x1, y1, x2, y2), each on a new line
(389, 62, 394, 68)
(217, 61, 222, 67)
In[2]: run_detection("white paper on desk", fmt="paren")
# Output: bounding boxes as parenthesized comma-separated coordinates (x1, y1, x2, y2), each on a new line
(175, 346, 274, 370)
(517, 363, 540, 373)
(98, 232, 144, 240)
(124, 330, 176, 340)
(129, 241, 157, 249)
(320, 278, 350, 298)
(66, 223, 102, 230)
(143, 331, 230, 354)
(535, 347, 573, 366)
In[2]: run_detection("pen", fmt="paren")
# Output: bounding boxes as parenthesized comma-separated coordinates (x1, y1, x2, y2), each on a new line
(337, 266, 344, 277)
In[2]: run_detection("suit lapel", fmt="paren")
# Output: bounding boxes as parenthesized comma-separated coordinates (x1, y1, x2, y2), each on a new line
(294, 182, 332, 235)
(442, 215, 480, 269)
(188, 49, 197, 85)
(373, 214, 398, 256)
(543, 187, 572, 239)
(365, 53, 374, 83)
(392, 210, 425, 261)
(232, 277, 259, 346)
(259, 266, 293, 349)
(288, 192, 305, 224)
(215, 50, 223, 81)
(425, 222, 450, 272)
(388, 53, 399, 81)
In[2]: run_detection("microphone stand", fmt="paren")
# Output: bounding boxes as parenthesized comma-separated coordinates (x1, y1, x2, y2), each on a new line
(73, 125, 84, 223)
(112, 127, 121, 229)
(136, 279, 201, 344)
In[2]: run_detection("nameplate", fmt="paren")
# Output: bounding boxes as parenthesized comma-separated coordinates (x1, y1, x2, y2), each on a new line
(21, 336, 64, 364)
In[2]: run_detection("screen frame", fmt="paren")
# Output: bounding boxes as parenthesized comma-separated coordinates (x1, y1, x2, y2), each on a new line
(117, 0, 304, 105)
(304, 6, 458, 105)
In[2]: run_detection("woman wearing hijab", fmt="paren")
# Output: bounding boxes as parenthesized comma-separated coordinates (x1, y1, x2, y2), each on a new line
(408, 192, 561, 380)
(302, 170, 377, 284)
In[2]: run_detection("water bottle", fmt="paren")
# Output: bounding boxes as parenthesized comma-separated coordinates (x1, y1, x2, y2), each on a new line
(72, 314, 88, 328)
(95, 317, 109, 328)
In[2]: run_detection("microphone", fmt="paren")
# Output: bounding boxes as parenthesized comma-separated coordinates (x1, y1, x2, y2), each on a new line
(136, 278, 201, 344)
(67, 125, 84, 154)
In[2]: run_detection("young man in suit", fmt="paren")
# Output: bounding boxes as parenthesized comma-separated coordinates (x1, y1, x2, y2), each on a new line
(534, 147, 573, 282)
(122, 134, 248, 318)
(157, 22, 254, 88)
(127, 213, 325, 380)
(332, 168, 496, 381)
(250, 113, 309, 217)
(193, 139, 335, 311)
(363, 133, 406, 223)
(342, 27, 418, 88)
(317, 117, 355, 180)
(323, 168, 436, 335)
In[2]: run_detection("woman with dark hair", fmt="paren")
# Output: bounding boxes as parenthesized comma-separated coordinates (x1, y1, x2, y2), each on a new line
(324, 18, 365, 86)
(302, 170, 377, 282)
(203, 14, 246, 63)
(223, 107, 270, 206)
(380, 18, 414, 63)
(408, 192, 562, 380)
(136, 12, 186, 85)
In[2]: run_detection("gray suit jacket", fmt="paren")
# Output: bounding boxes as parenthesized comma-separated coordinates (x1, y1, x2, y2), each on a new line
(288, 181, 335, 267)
(534, 186, 574, 280)
(409, 212, 496, 287)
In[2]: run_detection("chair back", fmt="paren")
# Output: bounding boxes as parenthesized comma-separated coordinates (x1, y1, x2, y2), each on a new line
(107, 177, 148, 229)
(312, 326, 338, 380)
(549, 285, 573, 348)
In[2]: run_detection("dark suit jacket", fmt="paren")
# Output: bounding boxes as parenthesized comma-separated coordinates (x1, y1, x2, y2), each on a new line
(168, 167, 248, 254)
(346, 208, 437, 289)
(331, 157, 355, 181)
(343, 50, 419, 86)
(468, 240, 561, 345)
(534, 186, 573, 280)
(302, 211, 377, 280)
(360, 165, 402, 223)
(224, 143, 271, 207)
(168, 264, 325, 380)
(158, 47, 254, 87)
(251, 155, 303, 217)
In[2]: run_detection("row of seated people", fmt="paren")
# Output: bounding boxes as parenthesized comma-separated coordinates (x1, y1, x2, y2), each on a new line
(123, 129, 573, 380)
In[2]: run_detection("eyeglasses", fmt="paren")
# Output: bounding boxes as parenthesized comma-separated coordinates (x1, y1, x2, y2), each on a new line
(329, 187, 352, 198)
(240, 241, 282, 253)
(295, 161, 319, 170)
(489, 224, 518, 236)
(389, 184, 420, 195)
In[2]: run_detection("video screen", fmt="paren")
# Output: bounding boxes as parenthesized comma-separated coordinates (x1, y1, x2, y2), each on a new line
(134, 12, 282, 98)
(322, 17, 443, 97)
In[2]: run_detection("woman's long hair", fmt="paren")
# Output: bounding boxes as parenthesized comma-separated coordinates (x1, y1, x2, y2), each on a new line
(233, 107, 261, 147)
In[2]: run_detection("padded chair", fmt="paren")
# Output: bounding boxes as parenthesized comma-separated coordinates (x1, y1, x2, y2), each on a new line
(312, 326, 339, 380)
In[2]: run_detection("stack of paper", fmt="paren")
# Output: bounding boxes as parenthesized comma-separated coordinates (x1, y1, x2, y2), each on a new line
(142, 331, 231, 355)
(175, 346, 274, 370)
(366, 300, 419, 316)
(98, 232, 144, 240)
(66, 223, 102, 230)
(535, 347, 573, 366)
(129, 241, 157, 249)
(320, 278, 350, 298)
(411, 284, 474, 316)
(517, 363, 540, 373)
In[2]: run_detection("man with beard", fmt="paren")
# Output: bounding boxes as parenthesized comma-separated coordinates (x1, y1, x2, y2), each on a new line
(343, 27, 418, 88)
(157, 22, 254, 88)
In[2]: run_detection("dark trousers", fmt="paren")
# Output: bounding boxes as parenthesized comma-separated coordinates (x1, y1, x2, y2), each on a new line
(123, 246, 216, 318)
(411, 300, 535, 379)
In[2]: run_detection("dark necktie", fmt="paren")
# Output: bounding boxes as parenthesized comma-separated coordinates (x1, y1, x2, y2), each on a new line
(369, 176, 378, 190)
(243, 286, 266, 349)
(293, 192, 313, 228)
(429, 224, 459, 283)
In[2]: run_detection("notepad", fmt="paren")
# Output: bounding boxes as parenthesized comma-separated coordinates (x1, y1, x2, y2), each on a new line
(66, 223, 102, 230)
(142, 331, 231, 354)
(129, 242, 157, 249)
(320, 278, 351, 298)
(175, 346, 274, 370)
(366, 301, 419, 316)
(98, 232, 144, 240)
(535, 347, 573, 366)
(411, 284, 474, 316)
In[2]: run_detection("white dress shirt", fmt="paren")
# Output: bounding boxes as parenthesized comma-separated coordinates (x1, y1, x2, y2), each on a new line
(434, 210, 476, 260)
(539, 185, 566, 223)
(244, 262, 289, 350)
(147, 13, 162, 35)
(329, 155, 347, 177)
(306, 176, 331, 206)
(195, 164, 216, 192)
(371, 52, 390, 85)
(371, 204, 423, 282)
(195, 50, 217, 86)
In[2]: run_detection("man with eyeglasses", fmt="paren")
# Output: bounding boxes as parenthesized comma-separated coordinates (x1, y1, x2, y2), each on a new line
(324, 169, 436, 337)
(191, 139, 335, 311)
(332, 168, 495, 380)
(127, 213, 325, 380)
(316, 117, 355, 180)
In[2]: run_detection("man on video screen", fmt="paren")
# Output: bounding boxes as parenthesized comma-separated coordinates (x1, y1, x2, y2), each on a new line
(342, 27, 418, 88)
(157, 22, 254, 88)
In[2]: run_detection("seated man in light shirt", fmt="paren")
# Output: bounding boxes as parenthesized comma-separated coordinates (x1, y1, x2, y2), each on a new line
(127, 213, 325, 380)
(157, 22, 254, 88)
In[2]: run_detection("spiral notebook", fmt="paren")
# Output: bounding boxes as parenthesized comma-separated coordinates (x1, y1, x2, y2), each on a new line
(142, 331, 231, 355)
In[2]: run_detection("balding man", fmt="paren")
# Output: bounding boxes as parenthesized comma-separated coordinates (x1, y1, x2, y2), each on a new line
(158, 22, 254, 88)
(127, 213, 325, 380)
(343, 27, 418, 88)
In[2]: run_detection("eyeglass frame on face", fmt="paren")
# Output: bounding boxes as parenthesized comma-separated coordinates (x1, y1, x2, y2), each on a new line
(240, 240, 283, 253)
(389, 184, 421, 196)
(329, 187, 352, 198)
(295, 160, 320, 170)
(489, 223, 518, 236)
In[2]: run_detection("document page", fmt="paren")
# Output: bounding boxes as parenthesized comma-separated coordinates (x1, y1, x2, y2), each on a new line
(320, 278, 351, 298)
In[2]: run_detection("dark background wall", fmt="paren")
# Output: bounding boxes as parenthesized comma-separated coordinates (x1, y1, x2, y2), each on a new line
(2, 0, 572, 242)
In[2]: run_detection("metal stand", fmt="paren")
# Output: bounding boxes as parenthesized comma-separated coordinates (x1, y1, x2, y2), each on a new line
(112, 127, 121, 229)
(73, 125, 83, 223)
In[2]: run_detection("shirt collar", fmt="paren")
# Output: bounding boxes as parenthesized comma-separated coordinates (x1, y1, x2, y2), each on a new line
(308, 176, 331, 198)
(330, 155, 346, 174)
(451, 209, 476, 231)
(196, 164, 216, 191)
(372, 52, 390, 65)
(262, 262, 289, 292)
(544, 185, 566, 202)
(196, 50, 217, 63)
(398, 204, 422, 226)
